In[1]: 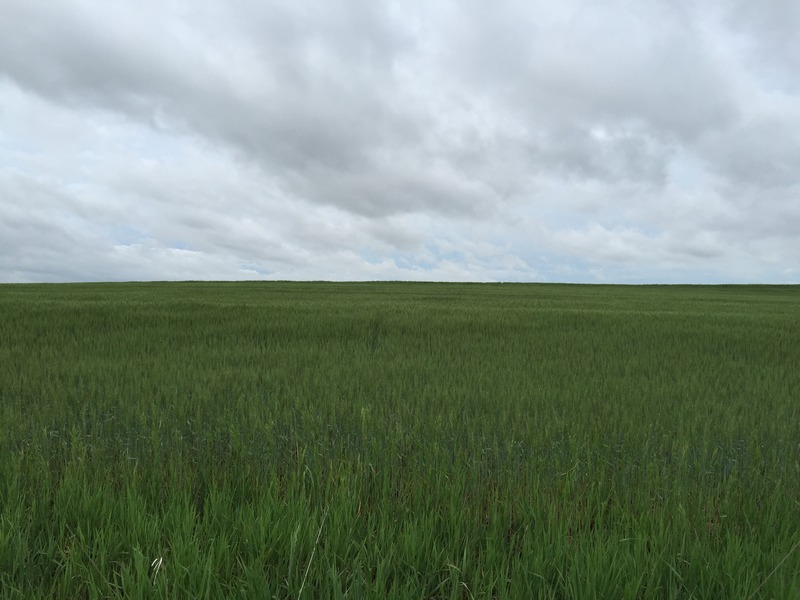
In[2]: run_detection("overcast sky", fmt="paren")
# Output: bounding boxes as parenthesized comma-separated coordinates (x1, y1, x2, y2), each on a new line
(1, 1, 798, 283)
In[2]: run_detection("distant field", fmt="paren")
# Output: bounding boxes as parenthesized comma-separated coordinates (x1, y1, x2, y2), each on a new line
(1, 282, 799, 598)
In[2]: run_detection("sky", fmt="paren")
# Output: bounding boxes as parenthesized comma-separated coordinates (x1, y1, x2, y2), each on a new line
(1, 1, 798, 284)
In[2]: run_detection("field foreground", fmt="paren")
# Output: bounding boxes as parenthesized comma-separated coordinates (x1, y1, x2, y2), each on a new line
(1, 282, 799, 598)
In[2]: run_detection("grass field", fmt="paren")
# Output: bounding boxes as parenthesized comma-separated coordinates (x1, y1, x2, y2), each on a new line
(1, 282, 798, 598)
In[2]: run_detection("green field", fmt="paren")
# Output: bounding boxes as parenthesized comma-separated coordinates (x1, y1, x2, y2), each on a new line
(1, 282, 798, 598)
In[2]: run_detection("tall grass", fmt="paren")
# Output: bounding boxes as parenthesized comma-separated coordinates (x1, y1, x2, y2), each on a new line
(1, 282, 798, 598)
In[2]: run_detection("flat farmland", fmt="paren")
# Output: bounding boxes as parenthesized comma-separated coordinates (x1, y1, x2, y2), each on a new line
(1, 282, 798, 598)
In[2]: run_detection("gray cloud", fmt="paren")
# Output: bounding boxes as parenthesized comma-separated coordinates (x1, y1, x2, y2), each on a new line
(1, 1, 798, 283)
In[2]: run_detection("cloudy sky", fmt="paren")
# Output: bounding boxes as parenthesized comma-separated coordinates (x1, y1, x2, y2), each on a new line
(1, 1, 798, 283)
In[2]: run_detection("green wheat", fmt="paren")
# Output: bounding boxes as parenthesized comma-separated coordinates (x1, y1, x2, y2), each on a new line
(0, 282, 798, 598)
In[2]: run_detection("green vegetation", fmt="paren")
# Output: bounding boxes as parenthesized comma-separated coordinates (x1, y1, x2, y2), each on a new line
(1, 282, 799, 598)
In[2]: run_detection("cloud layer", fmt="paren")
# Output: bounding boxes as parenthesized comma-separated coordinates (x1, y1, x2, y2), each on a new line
(2, 0, 798, 282)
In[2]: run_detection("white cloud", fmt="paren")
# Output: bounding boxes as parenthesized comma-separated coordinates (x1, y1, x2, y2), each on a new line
(1, 0, 798, 283)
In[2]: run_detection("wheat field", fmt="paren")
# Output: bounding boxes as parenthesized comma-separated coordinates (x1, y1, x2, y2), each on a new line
(1, 282, 798, 598)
